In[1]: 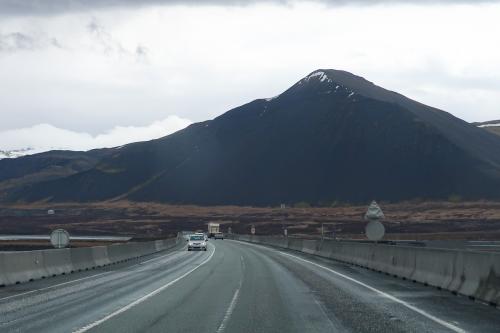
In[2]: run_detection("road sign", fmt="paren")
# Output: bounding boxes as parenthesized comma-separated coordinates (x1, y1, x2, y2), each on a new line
(365, 201, 385, 220)
(365, 220, 385, 241)
(50, 229, 70, 249)
(47, 209, 55, 215)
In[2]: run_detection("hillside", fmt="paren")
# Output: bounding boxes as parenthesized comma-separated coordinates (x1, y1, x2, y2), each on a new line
(2, 201, 500, 241)
(473, 120, 500, 137)
(0, 149, 110, 200)
(3, 69, 500, 205)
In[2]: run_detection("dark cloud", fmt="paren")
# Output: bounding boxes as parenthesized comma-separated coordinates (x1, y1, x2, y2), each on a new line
(0, 0, 498, 16)
(0, 32, 63, 52)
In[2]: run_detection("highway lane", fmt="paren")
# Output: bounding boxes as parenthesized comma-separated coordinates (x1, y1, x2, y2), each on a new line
(1, 240, 499, 332)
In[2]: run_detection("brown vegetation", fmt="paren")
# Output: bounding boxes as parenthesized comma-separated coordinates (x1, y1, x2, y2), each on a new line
(1, 200, 500, 243)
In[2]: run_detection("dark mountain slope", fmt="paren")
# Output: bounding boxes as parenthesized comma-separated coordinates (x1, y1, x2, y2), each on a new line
(0, 149, 110, 200)
(4, 69, 500, 205)
(282, 70, 500, 167)
(0, 149, 109, 182)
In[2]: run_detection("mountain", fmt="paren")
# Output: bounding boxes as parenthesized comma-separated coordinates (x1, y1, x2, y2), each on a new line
(0, 148, 36, 159)
(0, 149, 110, 199)
(3, 69, 500, 205)
(0, 147, 77, 159)
(473, 120, 500, 137)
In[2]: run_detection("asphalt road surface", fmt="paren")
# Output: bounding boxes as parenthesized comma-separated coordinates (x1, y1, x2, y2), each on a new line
(1, 240, 499, 333)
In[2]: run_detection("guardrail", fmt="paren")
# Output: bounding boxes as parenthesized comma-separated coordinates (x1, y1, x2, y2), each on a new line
(229, 234, 500, 308)
(0, 234, 182, 287)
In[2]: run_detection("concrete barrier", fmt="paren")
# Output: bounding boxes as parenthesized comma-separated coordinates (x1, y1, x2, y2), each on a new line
(302, 240, 318, 254)
(411, 247, 456, 288)
(0, 251, 46, 285)
(232, 234, 500, 307)
(0, 253, 7, 286)
(43, 248, 72, 276)
(92, 246, 111, 268)
(70, 247, 96, 272)
(155, 240, 164, 252)
(316, 240, 335, 259)
(288, 238, 304, 252)
(0, 236, 181, 287)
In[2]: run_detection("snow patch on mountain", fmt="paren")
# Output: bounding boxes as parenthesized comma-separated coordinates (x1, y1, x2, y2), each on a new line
(303, 71, 333, 83)
(0, 148, 37, 159)
(478, 122, 500, 128)
(265, 95, 279, 102)
(291, 71, 364, 102)
(0, 147, 71, 159)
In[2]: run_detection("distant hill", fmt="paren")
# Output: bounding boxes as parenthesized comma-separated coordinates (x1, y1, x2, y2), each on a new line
(473, 120, 500, 137)
(0, 148, 34, 159)
(0, 149, 110, 199)
(3, 69, 500, 205)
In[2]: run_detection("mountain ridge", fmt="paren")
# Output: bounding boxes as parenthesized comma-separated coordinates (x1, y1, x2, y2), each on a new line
(2, 69, 500, 205)
(473, 120, 500, 138)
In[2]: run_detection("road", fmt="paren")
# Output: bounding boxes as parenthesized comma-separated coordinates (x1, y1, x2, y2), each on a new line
(0, 240, 499, 332)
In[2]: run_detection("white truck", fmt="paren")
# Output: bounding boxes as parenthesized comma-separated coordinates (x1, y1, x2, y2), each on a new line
(207, 222, 220, 238)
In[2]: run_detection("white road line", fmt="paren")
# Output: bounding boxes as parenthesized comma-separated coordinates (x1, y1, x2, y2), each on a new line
(279, 251, 467, 333)
(216, 286, 241, 333)
(0, 271, 113, 303)
(216, 256, 244, 333)
(72, 245, 216, 333)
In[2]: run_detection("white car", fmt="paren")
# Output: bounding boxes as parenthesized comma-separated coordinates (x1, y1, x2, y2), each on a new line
(188, 234, 207, 251)
(194, 232, 208, 241)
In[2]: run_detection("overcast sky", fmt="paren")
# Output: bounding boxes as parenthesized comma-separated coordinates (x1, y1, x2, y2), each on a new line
(1, 0, 499, 152)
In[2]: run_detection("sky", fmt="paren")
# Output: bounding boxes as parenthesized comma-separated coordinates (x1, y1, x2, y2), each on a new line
(1, 0, 499, 153)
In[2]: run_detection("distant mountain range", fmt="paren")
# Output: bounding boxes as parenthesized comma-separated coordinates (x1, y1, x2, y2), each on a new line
(0, 148, 36, 159)
(0, 147, 67, 159)
(2, 69, 500, 205)
(473, 120, 500, 137)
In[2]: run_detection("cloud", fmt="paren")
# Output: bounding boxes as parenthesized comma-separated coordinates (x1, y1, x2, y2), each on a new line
(0, 32, 62, 52)
(0, 115, 192, 153)
(86, 17, 148, 61)
(0, 0, 498, 16)
(87, 17, 128, 56)
(135, 45, 149, 63)
(0, 1, 499, 137)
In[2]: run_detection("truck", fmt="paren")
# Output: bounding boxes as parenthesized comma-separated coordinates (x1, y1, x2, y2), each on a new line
(207, 222, 220, 238)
